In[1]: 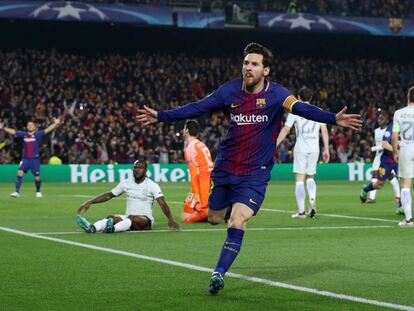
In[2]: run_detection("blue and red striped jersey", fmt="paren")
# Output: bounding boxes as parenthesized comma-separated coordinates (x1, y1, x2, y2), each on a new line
(380, 122, 396, 164)
(158, 78, 336, 176)
(16, 130, 45, 159)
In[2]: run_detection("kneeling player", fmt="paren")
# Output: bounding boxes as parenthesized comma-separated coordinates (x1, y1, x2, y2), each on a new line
(181, 120, 213, 224)
(360, 120, 401, 213)
(75, 160, 180, 233)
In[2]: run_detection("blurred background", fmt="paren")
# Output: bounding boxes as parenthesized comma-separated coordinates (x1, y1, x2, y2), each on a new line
(0, 0, 413, 167)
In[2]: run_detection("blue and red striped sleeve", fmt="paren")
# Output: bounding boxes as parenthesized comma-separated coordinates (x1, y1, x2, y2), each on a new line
(291, 102, 336, 125)
(158, 89, 225, 123)
(16, 131, 26, 138)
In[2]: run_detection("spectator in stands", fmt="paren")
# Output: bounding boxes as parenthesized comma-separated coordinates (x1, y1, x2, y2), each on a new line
(0, 48, 412, 165)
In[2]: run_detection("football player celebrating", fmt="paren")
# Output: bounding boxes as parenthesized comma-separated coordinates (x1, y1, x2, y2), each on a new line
(0, 118, 61, 198)
(136, 42, 362, 294)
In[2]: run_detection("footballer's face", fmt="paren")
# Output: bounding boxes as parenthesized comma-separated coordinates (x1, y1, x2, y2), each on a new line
(27, 122, 36, 133)
(242, 53, 270, 88)
(378, 114, 388, 127)
(133, 162, 147, 181)
(183, 126, 189, 139)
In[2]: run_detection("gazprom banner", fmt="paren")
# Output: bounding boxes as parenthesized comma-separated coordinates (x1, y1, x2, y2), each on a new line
(0, 1, 173, 25)
(259, 12, 414, 37)
(0, 163, 373, 183)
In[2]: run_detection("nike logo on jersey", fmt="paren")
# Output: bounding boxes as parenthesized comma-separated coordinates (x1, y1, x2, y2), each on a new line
(249, 198, 257, 205)
(230, 103, 242, 108)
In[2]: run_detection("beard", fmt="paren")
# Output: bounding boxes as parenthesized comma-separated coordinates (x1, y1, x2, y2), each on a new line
(243, 74, 262, 89)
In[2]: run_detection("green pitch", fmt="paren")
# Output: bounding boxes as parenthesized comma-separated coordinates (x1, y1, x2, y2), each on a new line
(0, 181, 413, 311)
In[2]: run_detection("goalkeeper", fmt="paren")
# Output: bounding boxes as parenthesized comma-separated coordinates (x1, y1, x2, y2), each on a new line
(182, 120, 213, 223)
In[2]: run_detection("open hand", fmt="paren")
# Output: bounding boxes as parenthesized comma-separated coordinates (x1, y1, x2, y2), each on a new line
(323, 150, 330, 163)
(135, 105, 158, 126)
(53, 117, 61, 125)
(168, 219, 180, 231)
(335, 107, 362, 130)
(77, 203, 91, 214)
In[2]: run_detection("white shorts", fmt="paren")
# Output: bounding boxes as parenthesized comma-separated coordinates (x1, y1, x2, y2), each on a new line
(372, 155, 381, 171)
(399, 147, 414, 179)
(293, 152, 319, 175)
(114, 214, 154, 225)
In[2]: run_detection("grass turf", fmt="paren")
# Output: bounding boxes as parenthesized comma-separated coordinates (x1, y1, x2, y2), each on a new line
(0, 180, 413, 311)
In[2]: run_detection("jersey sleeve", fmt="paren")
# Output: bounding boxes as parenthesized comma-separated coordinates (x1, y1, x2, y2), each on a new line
(150, 181, 164, 200)
(111, 181, 126, 196)
(284, 113, 296, 128)
(15, 131, 26, 138)
(158, 85, 226, 123)
(36, 130, 45, 138)
(392, 111, 401, 133)
(277, 86, 298, 112)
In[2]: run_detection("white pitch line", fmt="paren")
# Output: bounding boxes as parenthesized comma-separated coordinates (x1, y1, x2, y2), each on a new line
(34, 225, 393, 235)
(0, 225, 412, 311)
(59, 194, 399, 224)
(262, 208, 399, 223)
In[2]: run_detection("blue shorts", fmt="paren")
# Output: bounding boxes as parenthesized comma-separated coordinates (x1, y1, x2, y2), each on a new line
(19, 159, 41, 176)
(378, 162, 398, 181)
(209, 170, 270, 214)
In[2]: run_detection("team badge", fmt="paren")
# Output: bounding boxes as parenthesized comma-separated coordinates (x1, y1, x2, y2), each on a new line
(256, 98, 266, 108)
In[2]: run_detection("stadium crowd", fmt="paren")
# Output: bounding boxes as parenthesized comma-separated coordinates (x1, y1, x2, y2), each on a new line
(0, 49, 412, 165)
(66, 0, 414, 18)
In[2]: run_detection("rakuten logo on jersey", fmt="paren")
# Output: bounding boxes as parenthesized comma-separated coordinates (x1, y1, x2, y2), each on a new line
(230, 113, 269, 125)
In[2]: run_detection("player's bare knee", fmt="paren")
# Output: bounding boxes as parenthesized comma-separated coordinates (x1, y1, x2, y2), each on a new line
(375, 181, 385, 189)
(208, 215, 222, 225)
(227, 216, 246, 229)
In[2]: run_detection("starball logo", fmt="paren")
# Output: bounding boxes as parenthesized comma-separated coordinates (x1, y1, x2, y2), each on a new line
(230, 113, 269, 125)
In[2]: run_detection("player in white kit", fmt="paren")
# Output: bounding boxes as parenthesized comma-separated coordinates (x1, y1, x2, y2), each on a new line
(277, 87, 329, 218)
(367, 111, 401, 206)
(75, 160, 180, 232)
(392, 86, 414, 227)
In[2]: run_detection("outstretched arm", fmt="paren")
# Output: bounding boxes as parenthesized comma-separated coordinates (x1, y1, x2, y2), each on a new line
(77, 192, 115, 214)
(156, 196, 180, 230)
(136, 90, 224, 125)
(44, 117, 61, 134)
(0, 122, 17, 135)
(291, 103, 362, 130)
(321, 124, 330, 163)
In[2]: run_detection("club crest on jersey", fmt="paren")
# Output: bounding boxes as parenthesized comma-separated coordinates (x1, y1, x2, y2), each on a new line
(256, 98, 266, 108)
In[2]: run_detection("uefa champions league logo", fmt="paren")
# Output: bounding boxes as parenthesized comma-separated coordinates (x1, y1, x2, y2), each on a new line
(31, 1, 107, 20)
(266, 13, 334, 31)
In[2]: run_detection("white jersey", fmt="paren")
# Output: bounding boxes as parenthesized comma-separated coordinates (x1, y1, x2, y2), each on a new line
(393, 106, 414, 148)
(285, 113, 323, 153)
(373, 127, 386, 160)
(111, 177, 163, 224)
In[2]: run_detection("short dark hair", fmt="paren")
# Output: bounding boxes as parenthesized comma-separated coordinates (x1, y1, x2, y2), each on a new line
(185, 120, 199, 136)
(408, 86, 414, 103)
(243, 42, 273, 69)
(133, 159, 147, 169)
(298, 86, 313, 102)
